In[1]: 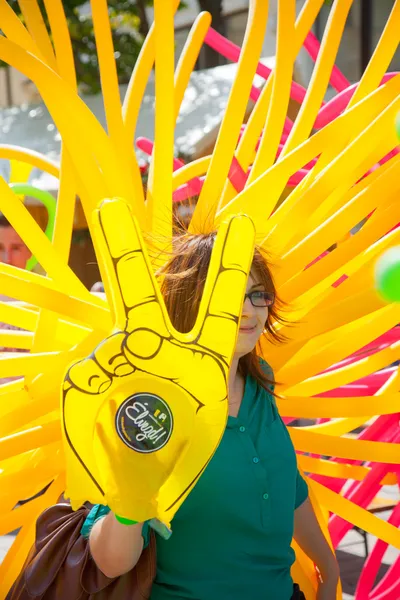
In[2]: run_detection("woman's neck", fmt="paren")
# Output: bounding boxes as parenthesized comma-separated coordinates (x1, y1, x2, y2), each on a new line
(228, 357, 240, 390)
(228, 357, 245, 416)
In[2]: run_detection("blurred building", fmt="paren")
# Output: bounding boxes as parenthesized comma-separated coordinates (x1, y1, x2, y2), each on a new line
(1, 1, 399, 108)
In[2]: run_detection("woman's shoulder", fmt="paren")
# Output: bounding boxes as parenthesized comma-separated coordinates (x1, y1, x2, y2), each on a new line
(258, 357, 274, 378)
(258, 357, 275, 394)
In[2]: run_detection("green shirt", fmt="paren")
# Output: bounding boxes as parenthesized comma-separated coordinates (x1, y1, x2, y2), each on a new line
(82, 362, 308, 600)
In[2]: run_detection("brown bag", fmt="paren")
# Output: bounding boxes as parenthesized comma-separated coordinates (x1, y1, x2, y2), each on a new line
(6, 497, 156, 600)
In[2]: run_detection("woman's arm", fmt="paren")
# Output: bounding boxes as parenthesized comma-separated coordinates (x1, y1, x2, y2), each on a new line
(293, 497, 340, 600)
(89, 511, 145, 578)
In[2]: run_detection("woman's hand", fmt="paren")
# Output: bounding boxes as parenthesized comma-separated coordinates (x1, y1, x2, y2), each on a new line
(316, 579, 339, 600)
(294, 496, 340, 598)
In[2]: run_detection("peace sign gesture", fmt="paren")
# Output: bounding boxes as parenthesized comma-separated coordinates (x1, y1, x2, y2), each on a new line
(62, 199, 255, 526)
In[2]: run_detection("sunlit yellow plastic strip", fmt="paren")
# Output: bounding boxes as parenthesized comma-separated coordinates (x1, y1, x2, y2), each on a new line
(285, 339, 400, 398)
(0, 390, 29, 423)
(268, 211, 400, 340)
(0, 0, 76, 342)
(305, 478, 343, 600)
(292, 233, 400, 325)
(347, 0, 400, 109)
(32, 3, 103, 358)
(311, 478, 400, 549)
(0, 446, 61, 498)
(0, 145, 60, 178)
(0, 392, 61, 438)
(215, 76, 400, 230)
(91, 0, 131, 150)
(43, 0, 76, 88)
(281, 198, 400, 303)
(0, 442, 60, 480)
(54, 319, 92, 347)
(90, 0, 145, 224)
(379, 367, 400, 395)
(279, 201, 400, 316)
(0, 39, 108, 205)
(0, 164, 103, 311)
(283, 148, 393, 254)
(174, 12, 212, 119)
(0, 0, 94, 270)
(276, 290, 385, 360)
(0, 0, 44, 59)
(265, 287, 384, 372)
(290, 427, 400, 464)
(283, 133, 400, 252)
(0, 180, 92, 300)
(0, 420, 61, 462)
(17, 409, 61, 433)
(172, 155, 211, 191)
(0, 352, 63, 379)
(270, 73, 400, 235)
(0, 37, 129, 210)
(0, 378, 25, 397)
(294, 48, 400, 215)
(0, 477, 58, 517)
(219, 0, 326, 209)
(300, 417, 372, 437)
(279, 304, 400, 393)
(191, 0, 270, 232)
(0, 301, 38, 331)
(309, 228, 400, 316)
(146, 0, 175, 243)
(0, 474, 65, 597)
(266, 93, 400, 253)
(0, 267, 112, 331)
(276, 161, 399, 292)
(278, 392, 400, 418)
(281, 71, 400, 246)
(290, 542, 318, 600)
(312, 227, 399, 324)
(247, 0, 295, 183)
(41, 0, 78, 267)
(0, 331, 33, 350)
(122, 30, 155, 156)
(18, 0, 57, 70)
(0, 447, 39, 478)
(297, 455, 398, 486)
(0, 476, 61, 535)
(281, 0, 353, 158)
(0, 384, 57, 426)
(122, 0, 181, 151)
(277, 155, 400, 285)
(278, 301, 399, 391)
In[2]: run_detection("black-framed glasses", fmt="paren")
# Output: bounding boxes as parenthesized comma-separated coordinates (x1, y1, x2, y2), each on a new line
(244, 291, 275, 307)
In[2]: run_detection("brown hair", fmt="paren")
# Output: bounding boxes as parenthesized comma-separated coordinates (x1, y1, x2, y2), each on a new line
(159, 231, 285, 394)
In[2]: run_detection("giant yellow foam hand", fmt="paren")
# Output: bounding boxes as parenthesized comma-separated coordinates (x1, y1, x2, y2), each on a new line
(62, 198, 255, 525)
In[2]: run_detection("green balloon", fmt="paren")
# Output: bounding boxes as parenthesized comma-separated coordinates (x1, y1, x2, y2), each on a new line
(9, 183, 57, 272)
(375, 246, 400, 303)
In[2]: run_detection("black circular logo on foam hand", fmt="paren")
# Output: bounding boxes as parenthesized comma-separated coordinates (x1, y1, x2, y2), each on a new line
(115, 393, 173, 453)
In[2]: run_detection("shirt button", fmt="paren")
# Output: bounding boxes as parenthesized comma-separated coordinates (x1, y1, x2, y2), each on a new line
(253, 457, 260, 464)
(263, 493, 269, 500)
(239, 426, 246, 432)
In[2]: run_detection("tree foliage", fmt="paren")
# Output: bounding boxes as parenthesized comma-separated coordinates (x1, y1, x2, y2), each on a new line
(2, 1, 185, 94)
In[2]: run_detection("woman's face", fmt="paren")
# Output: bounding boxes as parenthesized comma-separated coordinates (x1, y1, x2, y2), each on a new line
(234, 270, 271, 359)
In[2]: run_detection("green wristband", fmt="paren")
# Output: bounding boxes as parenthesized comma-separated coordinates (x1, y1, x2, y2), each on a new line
(115, 514, 138, 526)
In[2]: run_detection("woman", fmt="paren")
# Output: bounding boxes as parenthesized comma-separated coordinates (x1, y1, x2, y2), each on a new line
(83, 232, 340, 600)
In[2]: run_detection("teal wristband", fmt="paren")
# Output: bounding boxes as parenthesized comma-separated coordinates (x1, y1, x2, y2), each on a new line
(115, 514, 138, 526)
